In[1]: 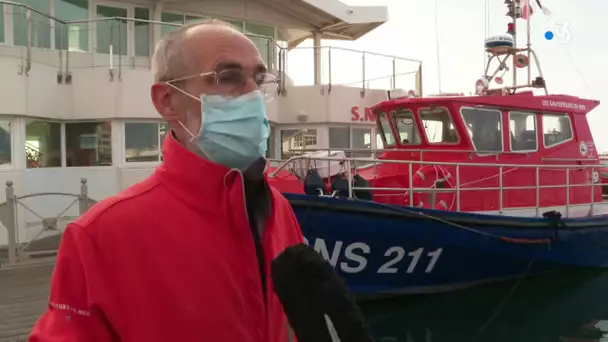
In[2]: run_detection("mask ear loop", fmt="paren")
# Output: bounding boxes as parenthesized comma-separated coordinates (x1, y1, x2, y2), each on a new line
(166, 82, 204, 143)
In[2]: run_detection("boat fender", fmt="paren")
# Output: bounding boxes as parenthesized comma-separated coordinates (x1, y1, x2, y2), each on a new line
(304, 169, 327, 196)
(353, 174, 374, 201)
(542, 210, 562, 240)
(331, 173, 350, 198)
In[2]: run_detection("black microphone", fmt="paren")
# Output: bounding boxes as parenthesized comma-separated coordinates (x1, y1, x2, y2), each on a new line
(271, 243, 374, 342)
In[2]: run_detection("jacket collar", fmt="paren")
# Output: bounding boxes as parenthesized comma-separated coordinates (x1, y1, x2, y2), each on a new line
(156, 131, 268, 211)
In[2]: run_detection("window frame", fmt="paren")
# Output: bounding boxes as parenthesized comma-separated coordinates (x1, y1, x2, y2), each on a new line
(1, 3, 7, 45)
(25, 118, 63, 168)
(95, 2, 130, 55)
(391, 107, 422, 146)
(54, 0, 90, 52)
(122, 120, 164, 167)
(327, 126, 351, 150)
(459, 106, 504, 153)
(417, 106, 460, 145)
(508, 111, 538, 153)
(279, 128, 318, 159)
(64, 120, 113, 168)
(375, 111, 396, 148)
(542, 112, 574, 149)
(0, 117, 15, 169)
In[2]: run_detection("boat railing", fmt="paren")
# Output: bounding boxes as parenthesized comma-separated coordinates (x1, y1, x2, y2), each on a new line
(269, 155, 607, 217)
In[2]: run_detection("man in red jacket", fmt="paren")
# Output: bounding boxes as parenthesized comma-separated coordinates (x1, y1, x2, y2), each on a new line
(30, 19, 304, 342)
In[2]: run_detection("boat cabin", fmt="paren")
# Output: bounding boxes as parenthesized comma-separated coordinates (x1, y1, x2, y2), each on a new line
(358, 92, 604, 216)
(268, 91, 606, 218)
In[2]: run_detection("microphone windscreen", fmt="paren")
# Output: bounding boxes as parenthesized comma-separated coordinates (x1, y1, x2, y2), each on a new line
(272, 244, 334, 342)
(271, 243, 374, 342)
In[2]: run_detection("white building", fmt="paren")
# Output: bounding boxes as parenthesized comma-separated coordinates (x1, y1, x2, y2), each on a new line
(0, 0, 421, 247)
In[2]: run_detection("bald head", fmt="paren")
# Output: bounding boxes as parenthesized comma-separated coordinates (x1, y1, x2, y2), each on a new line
(152, 19, 250, 82)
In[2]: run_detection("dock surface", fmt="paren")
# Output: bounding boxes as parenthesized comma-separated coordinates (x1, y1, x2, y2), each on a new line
(0, 259, 54, 342)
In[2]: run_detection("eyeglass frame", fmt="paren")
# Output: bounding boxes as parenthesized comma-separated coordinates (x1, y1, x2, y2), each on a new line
(164, 69, 280, 101)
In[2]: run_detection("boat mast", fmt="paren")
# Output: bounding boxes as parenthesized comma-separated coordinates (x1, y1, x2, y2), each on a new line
(478, 0, 548, 95)
(509, 0, 517, 87)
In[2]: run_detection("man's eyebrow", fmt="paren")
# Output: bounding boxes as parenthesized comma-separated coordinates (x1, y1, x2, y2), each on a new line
(214, 61, 243, 71)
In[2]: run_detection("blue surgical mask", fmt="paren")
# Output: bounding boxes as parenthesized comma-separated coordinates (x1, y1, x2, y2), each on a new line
(180, 90, 270, 171)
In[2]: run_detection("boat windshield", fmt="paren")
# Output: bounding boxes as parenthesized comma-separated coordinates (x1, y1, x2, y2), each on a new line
(393, 109, 421, 145)
(377, 112, 396, 146)
(419, 107, 459, 144)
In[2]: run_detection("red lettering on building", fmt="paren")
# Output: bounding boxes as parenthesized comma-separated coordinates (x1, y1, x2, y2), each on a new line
(350, 106, 376, 122)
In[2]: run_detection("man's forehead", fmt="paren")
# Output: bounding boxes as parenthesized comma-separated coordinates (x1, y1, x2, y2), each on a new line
(183, 25, 265, 72)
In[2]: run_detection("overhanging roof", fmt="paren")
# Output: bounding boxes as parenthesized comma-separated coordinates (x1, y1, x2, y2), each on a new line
(253, 0, 388, 48)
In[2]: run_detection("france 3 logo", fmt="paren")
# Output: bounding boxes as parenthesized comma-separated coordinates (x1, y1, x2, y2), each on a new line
(544, 21, 572, 44)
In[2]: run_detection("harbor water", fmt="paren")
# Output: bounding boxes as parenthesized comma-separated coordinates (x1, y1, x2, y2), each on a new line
(360, 270, 608, 342)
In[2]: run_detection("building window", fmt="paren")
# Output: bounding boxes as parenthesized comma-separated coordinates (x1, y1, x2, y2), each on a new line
(0, 120, 11, 166)
(244, 23, 274, 65)
(281, 129, 317, 159)
(160, 12, 204, 36)
(543, 113, 573, 147)
(461, 107, 503, 152)
(266, 127, 276, 159)
(419, 107, 459, 144)
(0, 4, 5, 43)
(125, 122, 162, 163)
(159, 122, 168, 161)
(96, 5, 127, 55)
(329, 127, 350, 149)
(55, 0, 88, 52)
(13, 0, 51, 48)
(134, 7, 150, 57)
(160, 12, 181, 36)
(509, 111, 537, 152)
(352, 128, 372, 157)
(227, 20, 243, 32)
(66, 122, 112, 167)
(26, 120, 61, 168)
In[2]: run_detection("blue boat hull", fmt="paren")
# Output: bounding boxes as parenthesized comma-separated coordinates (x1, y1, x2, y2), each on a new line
(284, 193, 608, 296)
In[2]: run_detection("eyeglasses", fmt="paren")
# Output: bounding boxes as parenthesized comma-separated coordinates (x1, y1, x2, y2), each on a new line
(166, 69, 280, 102)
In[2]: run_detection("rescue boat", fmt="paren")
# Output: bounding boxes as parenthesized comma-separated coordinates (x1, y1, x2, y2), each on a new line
(266, 0, 608, 296)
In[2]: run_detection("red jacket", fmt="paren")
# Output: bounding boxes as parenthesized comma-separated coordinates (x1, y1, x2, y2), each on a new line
(30, 133, 304, 342)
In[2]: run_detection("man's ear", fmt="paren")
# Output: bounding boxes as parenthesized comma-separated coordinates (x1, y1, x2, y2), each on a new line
(151, 83, 179, 121)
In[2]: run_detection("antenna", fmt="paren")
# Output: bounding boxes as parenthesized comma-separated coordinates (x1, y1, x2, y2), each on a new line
(476, 0, 548, 96)
(433, 0, 442, 93)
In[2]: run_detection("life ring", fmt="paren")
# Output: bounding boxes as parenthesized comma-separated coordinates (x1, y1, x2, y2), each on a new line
(405, 165, 455, 210)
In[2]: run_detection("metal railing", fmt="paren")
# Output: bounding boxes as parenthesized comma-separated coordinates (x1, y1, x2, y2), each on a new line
(0, 178, 96, 265)
(282, 45, 423, 95)
(270, 154, 607, 217)
(0, 1, 421, 94)
(0, 1, 280, 80)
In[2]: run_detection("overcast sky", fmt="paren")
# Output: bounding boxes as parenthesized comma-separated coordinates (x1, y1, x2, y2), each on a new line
(290, 0, 608, 151)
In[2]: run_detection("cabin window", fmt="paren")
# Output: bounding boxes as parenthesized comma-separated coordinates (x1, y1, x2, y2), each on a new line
(543, 114, 573, 147)
(419, 107, 459, 144)
(460, 107, 503, 152)
(377, 112, 396, 146)
(509, 111, 537, 152)
(392, 109, 421, 145)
